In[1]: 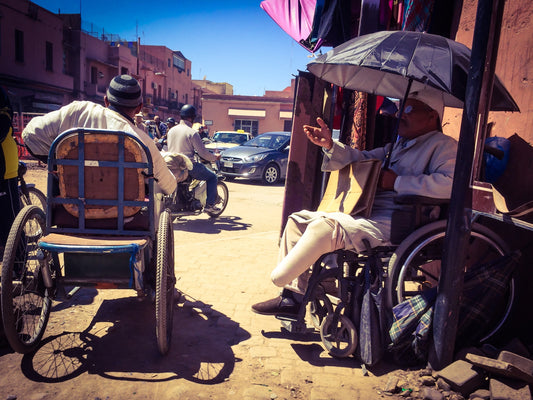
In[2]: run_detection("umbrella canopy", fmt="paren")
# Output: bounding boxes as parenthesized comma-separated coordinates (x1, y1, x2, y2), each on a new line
(307, 30, 519, 111)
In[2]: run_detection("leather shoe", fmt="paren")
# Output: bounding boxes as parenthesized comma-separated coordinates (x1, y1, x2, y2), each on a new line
(251, 295, 300, 316)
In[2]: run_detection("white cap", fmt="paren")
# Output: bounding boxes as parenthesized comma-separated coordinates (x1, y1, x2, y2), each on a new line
(408, 90, 445, 121)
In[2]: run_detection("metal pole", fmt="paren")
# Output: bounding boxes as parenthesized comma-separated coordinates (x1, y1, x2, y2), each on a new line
(429, 0, 507, 370)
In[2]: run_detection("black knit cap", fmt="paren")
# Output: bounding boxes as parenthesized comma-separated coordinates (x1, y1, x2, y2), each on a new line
(106, 75, 142, 108)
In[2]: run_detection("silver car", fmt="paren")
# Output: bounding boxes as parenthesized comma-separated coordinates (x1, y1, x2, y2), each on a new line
(219, 132, 290, 185)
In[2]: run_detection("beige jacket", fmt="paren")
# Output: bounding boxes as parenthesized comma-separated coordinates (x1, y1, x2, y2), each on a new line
(22, 101, 176, 195)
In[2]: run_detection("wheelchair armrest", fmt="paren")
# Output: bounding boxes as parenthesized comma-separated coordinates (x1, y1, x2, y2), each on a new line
(393, 195, 449, 207)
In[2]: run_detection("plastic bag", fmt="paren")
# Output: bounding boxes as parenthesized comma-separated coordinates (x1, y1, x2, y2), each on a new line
(484, 137, 510, 183)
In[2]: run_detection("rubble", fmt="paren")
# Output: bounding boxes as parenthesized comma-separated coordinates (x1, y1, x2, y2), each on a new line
(379, 338, 533, 399)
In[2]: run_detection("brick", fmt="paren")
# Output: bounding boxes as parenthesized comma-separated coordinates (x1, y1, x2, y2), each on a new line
(435, 359, 485, 396)
(498, 351, 533, 383)
(490, 377, 532, 400)
(466, 353, 533, 385)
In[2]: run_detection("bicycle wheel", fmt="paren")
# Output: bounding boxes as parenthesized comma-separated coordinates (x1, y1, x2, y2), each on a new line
(387, 220, 514, 342)
(320, 312, 358, 358)
(20, 186, 47, 211)
(206, 181, 229, 218)
(1, 205, 52, 354)
(155, 210, 175, 355)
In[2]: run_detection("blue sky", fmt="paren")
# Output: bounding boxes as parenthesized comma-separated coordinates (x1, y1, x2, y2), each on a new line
(33, 0, 317, 96)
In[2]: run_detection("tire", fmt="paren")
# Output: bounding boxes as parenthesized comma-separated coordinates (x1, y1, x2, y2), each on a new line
(155, 210, 175, 355)
(20, 186, 47, 211)
(320, 313, 358, 358)
(262, 163, 280, 185)
(387, 220, 514, 342)
(206, 181, 229, 218)
(1, 205, 52, 354)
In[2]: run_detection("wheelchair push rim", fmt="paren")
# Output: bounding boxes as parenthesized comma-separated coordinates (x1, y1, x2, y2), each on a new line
(387, 220, 514, 343)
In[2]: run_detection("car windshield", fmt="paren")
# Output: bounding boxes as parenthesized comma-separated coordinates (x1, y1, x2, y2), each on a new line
(243, 134, 288, 149)
(213, 132, 249, 144)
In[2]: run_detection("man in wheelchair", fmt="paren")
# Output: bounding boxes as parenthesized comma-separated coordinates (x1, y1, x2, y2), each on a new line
(252, 91, 458, 316)
(22, 74, 177, 197)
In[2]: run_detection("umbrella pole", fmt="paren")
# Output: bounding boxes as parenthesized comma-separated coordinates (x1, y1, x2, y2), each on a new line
(384, 79, 413, 169)
(429, 0, 507, 370)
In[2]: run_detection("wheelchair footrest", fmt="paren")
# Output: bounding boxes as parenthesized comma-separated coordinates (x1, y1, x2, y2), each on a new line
(277, 317, 314, 334)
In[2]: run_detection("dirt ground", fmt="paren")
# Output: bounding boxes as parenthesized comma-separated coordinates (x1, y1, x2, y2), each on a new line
(0, 160, 453, 400)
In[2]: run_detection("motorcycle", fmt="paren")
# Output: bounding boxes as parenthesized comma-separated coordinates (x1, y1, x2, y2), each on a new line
(164, 154, 229, 219)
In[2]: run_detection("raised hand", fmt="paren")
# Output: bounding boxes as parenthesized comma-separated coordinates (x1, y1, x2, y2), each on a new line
(303, 117, 333, 150)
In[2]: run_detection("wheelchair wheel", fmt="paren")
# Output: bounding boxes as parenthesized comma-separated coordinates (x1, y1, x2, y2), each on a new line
(1, 205, 52, 354)
(20, 186, 47, 211)
(387, 220, 514, 342)
(320, 312, 358, 358)
(155, 210, 175, 355)
(206, 181, 229, 218)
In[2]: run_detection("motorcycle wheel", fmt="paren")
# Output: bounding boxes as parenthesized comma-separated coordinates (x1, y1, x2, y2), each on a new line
(206, 181, 229, 218)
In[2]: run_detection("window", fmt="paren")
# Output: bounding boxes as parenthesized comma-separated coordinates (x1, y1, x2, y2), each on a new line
(90, 66, 97, 84)
(15, 29, 24, 62)
(234, 120, 259, 136)
(45, 41, 53, 71)
(283, 120, 292, 132)
(168, 58, 171, 67)
(172, 54, 185, 71)
(121, 67, 128, 75)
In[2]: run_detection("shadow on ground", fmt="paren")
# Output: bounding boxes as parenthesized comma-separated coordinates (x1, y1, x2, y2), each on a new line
(19, 291, 250, 385)
(171, 215, 251, 234)
(261, 328, 398, 376)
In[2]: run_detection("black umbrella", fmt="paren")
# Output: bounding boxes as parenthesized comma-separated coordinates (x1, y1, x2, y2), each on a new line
(307, 30, 519, 111)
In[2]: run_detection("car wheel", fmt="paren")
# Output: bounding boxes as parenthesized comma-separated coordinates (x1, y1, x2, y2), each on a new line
(262, 163, 280, 185)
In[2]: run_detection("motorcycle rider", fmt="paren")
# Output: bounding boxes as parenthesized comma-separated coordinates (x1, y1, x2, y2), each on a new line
(166, 104, 221, 214)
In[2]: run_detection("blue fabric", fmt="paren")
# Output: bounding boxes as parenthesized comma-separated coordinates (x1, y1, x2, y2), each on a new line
(190, 162, 218, 206)
(483, 137, 510, 183)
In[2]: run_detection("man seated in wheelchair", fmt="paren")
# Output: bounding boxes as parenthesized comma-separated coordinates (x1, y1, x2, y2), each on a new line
(22, 74, 177, 202)
(252, 91, 458, 316)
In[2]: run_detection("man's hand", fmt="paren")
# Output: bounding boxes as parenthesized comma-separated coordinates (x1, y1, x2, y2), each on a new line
(303, 117, 333, 150)
(379, 169, 398, 190)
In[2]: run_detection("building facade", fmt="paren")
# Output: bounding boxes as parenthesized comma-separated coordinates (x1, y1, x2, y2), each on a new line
(0, 0, 195, 130)
(201, 80, 295, 136)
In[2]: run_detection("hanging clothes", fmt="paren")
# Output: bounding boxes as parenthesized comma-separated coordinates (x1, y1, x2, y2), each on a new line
(402, 0, 435, 32)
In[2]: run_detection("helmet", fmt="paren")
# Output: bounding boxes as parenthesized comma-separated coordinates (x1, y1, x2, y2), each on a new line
(180, 104, 196, 119)
(166, 117, 176, 124)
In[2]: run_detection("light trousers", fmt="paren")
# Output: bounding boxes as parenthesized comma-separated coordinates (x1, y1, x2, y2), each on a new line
(270, 217, 347, 294)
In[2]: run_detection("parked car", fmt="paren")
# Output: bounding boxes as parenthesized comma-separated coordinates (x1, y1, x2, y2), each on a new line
(204, 130, 253, 154)
(219, 132, 290, 184)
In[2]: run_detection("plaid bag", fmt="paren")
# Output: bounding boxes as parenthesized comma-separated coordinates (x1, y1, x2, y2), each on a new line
(387, 287, 437, 367)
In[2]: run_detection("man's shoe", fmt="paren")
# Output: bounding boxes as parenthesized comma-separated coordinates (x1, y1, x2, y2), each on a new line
(203, 204, 221, 214)
(251, 295, 300, 316)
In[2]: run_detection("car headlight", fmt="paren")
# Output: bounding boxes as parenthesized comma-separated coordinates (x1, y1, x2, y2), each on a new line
(244, 154, 267, 162)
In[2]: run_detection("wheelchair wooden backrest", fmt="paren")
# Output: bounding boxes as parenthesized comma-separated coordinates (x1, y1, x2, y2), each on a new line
(47, 128, 155, 235)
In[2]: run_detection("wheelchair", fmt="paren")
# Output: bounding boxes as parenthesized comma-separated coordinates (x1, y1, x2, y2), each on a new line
(275, 195, 515, 359)
(1, 128, 176, 355)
